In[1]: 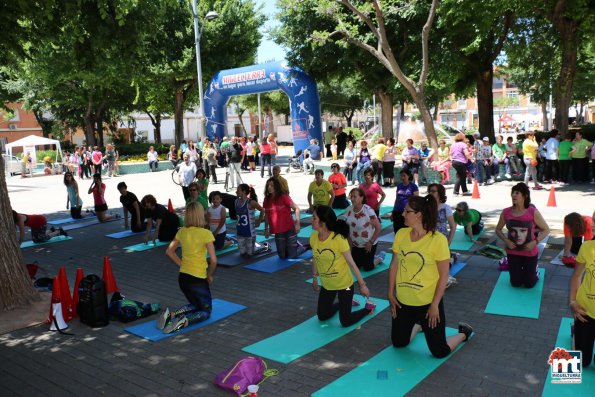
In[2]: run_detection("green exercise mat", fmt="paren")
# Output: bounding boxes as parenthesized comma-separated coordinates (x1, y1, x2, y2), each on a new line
(306, 254, 392, 284)
(124, 240, 169, 252)
(313, 326, 466, 397)
(484, 268, 545, 319)
(542, 317, 595, 396)
(449, 225, 485, 251)
(20, 235, 72, 248)
(242, 295, 388, 364)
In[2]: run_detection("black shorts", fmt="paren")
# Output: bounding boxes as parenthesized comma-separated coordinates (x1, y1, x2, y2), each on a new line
(31, 225, 49, 243)
(247, 155, 255, 162)
(95, 203, 108, 212)
(70, 206, 82, 219)
(214, 231, 227, 250)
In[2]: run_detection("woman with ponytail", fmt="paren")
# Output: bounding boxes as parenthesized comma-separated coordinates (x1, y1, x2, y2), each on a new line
(310, 205, 375, 327)
(388, 195, 473, 358)
(235, 184, 264, 256)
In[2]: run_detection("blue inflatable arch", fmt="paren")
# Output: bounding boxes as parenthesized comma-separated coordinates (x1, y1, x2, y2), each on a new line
(204, 61, 322, 154)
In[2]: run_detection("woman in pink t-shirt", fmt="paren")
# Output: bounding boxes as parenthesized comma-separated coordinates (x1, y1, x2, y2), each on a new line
(359, 168, 386, 217)
(263, 178, 307, 259)
(495, 183, 549, 288)
(259, 137, 272, 178)
(268, 134, 278, 165)
(88, 173, 115, 222)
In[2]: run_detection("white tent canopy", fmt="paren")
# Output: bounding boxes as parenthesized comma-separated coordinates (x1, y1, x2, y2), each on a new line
(5, 135, 63, 162)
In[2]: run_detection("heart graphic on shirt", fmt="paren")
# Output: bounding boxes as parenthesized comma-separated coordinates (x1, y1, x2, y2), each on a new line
(314, 248, 338, 276)
(399, 250, 426, 282)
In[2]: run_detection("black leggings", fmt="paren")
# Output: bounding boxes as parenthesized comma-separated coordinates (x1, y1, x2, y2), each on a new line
(507, 253, 539, 288)
(352, 244, 377, 271)
(391, 299, 451, 358)
(575, 315, 595, 367)
(392, 211, 406, 233)
(317, 285, 369, 327)
(332, 193, 350, 209)
(452, 160, 468, 194)
(559, 160, 571, 183)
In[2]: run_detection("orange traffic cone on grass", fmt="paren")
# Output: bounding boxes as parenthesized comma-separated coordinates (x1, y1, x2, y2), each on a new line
(71, 268, 84, 317)
(102, 256, 119, 294)
(168, 199, 174, 213)
(57, 266, 74, 321)
(546, 186, 557, 207)
(471, 181, 480, 199)
(48, 277, 69, 332)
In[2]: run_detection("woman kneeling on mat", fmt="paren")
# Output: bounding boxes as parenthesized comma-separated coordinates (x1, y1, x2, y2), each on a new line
(161, 202, 216, 334)
(388, 195, 473, 358)
(310, 206, 375, 327)
(263, 178, 307, 259)
(13, 211, 66, 244)
(495, 183, 549, 288)
(569, 239, 595, 367)
(453, 202, 483, 243)
(562, 212, 593, 266)
(141, 194, 180, 244)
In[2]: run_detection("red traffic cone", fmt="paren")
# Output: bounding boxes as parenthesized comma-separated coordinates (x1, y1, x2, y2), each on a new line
(102, 256, 119, 294)
(48, 277, 68, 332)
(471, 181, 480, 199)
(168, 199, 174, 213)
(546, 186, 557, 207)
(71, 268, 84, 318)
(57, 266, 74, 321)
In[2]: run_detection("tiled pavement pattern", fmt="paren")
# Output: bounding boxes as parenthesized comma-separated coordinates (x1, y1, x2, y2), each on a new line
(4, 150, 591, 396)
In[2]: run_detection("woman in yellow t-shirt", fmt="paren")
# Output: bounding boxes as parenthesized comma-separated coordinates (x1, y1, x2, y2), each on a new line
(388, 195, 473, 358)
(522, 131, 543, 190)
(161, 202, 216, 334)
(569, 240, 595, 367)
(310, 205, 373, 327)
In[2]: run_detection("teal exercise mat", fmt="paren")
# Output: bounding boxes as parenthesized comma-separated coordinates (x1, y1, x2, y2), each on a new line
(542, 317, 595, 396)
(244, 250, 312, 273)
(48, 215, 97, 225)
(537, 234, 550, 259)
(306, 254, 392, 284)
(124, 240, 169, 252)
(312, 326, 466, 397)
(450, 226, 485, 251)
(106, 229, 145, 239)
(484, 268, 545, 319)
(242, 295, 388, 364)
(378, 233, 394, 243)
(20, 235, 72, 248)
(125, 299, 247, 342)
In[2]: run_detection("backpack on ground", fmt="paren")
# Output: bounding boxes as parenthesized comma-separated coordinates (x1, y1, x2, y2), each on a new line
(77, 274, 109, 327)
(214, 356, 278, 396)
(478, 244, 507, 260)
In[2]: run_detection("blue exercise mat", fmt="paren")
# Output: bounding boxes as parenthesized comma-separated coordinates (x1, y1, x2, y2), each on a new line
(244, 250, 313, 273)
(48, 215, 97, 225)
(20, 235, 72, 248)
(105, 229, 145, 239)
(124, 240, 169, 252)
(450, 226, 485, 251)
(542, 317, 595, 396)
(312, 326, 466, 397)
(378, 233, 394, 243)
(450, 262, 467, 277)
(125, 299, 247, 342)
(242, 295, 388, 363)
(484, 268, 545, 319)
(306, 254, 392, 284)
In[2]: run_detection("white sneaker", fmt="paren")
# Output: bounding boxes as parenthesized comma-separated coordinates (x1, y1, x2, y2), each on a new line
(446, 276, 458, 289)
(505, 173, 511, 179)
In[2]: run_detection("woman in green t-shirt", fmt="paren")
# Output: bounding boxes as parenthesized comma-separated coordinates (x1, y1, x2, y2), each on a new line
(558, 134, 573, 184)
(453, 201, 484, 242)
(310, 205, 373, 327)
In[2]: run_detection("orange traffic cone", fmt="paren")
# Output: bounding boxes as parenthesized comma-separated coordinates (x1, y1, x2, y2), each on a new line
(168, 199, 174, 213)
(547, 186, 557, 207)
(71, 268, 84, 318)
(102, 256, 119, 294)
(48, 277, 68, 331)
(57, 266, 74, 321)
(471, 181, 480, 199)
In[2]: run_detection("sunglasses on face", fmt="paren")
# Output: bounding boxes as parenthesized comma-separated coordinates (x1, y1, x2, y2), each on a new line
(456, 209, 465, 212)
(189, 189, 197, 192)
(428, 189, 437, 193)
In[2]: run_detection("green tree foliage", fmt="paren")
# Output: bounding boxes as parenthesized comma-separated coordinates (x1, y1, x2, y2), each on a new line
(318, 76, 369, 127)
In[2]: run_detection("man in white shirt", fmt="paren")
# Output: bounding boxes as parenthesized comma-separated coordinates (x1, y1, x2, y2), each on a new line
(544, 129, 560, 183)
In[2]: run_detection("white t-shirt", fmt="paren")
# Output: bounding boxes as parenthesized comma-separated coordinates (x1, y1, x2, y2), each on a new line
(178, 161, 197, 186)
(339, 204, 378, 248)
(147, 151, 159, 162)
(207, 205, 226, 234)
(545, 138, 559, 160)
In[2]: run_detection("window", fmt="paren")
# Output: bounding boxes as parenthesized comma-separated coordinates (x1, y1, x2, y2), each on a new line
(493, 77, 504, 89)
(506, 91, 519, 98)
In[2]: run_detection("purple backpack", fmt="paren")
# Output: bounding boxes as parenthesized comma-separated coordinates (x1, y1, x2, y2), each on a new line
(214, 356, 265, 395)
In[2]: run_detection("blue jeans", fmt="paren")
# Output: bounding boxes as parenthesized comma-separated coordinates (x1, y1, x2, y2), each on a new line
(355, 160, 371, 183)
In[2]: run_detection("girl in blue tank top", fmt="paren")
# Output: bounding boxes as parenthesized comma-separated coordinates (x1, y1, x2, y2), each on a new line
(235, 184, 265, 256)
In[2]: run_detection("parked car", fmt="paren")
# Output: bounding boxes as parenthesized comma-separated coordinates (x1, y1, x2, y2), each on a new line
(2, 154, 22, 176)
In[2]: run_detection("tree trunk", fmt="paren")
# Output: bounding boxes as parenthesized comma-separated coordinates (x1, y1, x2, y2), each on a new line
(551, 2, 579, 135)
(476, 68, 495, 141)
(377, 90, 394, 139)
(98, 114, 104, 148)
(154, 114, 162, 143)
(432, 104, 439, 121)
(0, 156, 40, 311)
(174, 89, 185, 148)
(344, 109, 354, 127)
(415, 96, 438, 151)
(83, 115, 96, 146)
(238, 109, 247, 136)
(578, 102, 585, 123)
(541, 102, 549, 131)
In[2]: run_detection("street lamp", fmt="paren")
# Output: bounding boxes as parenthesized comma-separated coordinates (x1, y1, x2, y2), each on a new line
(191, 2, 219, 139)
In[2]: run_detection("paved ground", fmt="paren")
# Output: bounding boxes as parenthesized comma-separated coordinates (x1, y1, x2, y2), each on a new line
(2, 148, 593, 396)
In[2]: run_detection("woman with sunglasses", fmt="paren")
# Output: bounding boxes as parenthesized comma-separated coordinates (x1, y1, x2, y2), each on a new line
(388, 195, 473, 358)
(177, 154, 197, 200)
(391, 169, 419, 233)
(453, 202, 484, 243)
(64, 171, 89, 219)
(329, 163, 349, 209)
(186, 181, 209, 211)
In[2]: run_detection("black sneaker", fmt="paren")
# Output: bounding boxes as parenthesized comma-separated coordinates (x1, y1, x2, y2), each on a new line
(59, 227, 68, 237)
(50, 227, 56, 232)
(458, 322, 473, 341)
